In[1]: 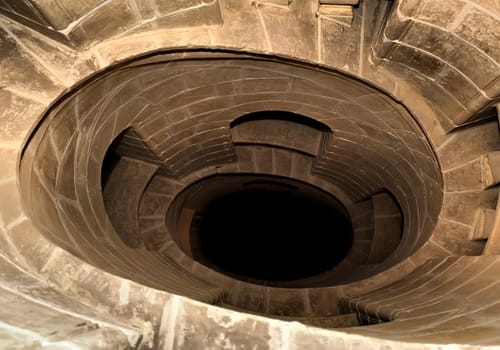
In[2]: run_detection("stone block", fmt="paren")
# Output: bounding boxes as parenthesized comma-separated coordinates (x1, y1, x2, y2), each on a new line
(257, 0, 291, 6)
(139, 193, 171, 217)
(270, 148, 293, 176)
(367, 193, 402, 263)
(36, 0, 103, 29)
(4, 18, 96, 85)
(155, 0, 214, 17)
(230, 283, 269, 314)
(413, 0, 466, 29)
(140, 224, 168, 251)
(472, 208, 496, 240)
(444, 158, 484, 192)
(257, 1, 318, 61)
(115, 129, 161, 164)
(471, 0, 500, 14)
(166, 297, 272, 350)
(453, 9, 500, 63)
(0, 285, 132, 349)
(209, 2, 267, 50)
(377, 47, 466, 123)
(481, 151, 500, 188)
(131, 0, 156, 19)
(173, 144, 235, 176)
(0, 148, 17, 182)
(320, 5, 361, 71)
(1, 0, 48, 26)
(232, 119, 323, 155)
(400, 21, 498, 89)
(483, 196, 500, 255)
(146, 176, 184, 197)
(235, 146, 256, 172)
(0, 89, 45, 146)
(266, 290, 308, 317)
(0, 26, 62, 99)
(432, 219, 483, 255)
(387, 41, 444, 77)
(438, 121, 500, 170)
(450, 259, 500, 295)
(253, 146, 274, 173)
(103, 157, 158, 247)
(67, 0, 137, 48)
(441, 189, 498, 227)
(235, 77, 289, 94)
(347, 240, 372, 264)
(153, 1, 223, 29)
(56, 199, 118, 269)
(320, 0, 359, 4)
(290, 152, 313, 178)
(317, 5, 353, 26)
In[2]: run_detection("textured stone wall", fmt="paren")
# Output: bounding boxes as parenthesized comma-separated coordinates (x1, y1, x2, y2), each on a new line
(0, 0, 499, 348)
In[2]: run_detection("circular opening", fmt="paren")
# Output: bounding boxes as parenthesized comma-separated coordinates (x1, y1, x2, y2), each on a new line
(174, 175, 353, 283)
(20, 51, 443, 311)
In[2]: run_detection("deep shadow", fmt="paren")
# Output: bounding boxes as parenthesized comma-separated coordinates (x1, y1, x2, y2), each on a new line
(230, 110, 330, 131)
(196, 188, 353, 282)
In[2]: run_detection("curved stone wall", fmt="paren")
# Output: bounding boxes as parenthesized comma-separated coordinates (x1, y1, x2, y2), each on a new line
(19, 51, 448, 317)
(0, 0, 498, 348)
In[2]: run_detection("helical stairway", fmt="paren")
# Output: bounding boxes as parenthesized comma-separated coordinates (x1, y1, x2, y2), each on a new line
(0, 0, 499, 348)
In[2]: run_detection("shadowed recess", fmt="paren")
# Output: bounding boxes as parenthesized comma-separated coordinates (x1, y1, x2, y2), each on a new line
(178, 174, 353, 283)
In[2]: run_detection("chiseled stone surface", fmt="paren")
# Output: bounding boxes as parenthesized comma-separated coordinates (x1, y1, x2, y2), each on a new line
(374, 0, 500, 127)
(0, 0, 498, 348)
(159, 293, 500, 349)
(0, 285, 131, 350)
(16, 51, 450, 322)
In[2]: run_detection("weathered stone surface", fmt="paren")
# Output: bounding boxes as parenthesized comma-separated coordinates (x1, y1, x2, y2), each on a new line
(375, 0, 500, 126)
(444, 158, 484, 192)
(367, 192, 402, 264)
(154, 0, 223, 27)
(317, 5, 353, 26)
(320, 4, 362, 71)
(232, 119, 323, 155)
(400, 21, 498, 89)
(3, 17, 97, 85)
(103, 157, 158, 247)
(482, 151, 500, 187)
(400, 0, 466, 29)
(441, 190, 498, 227)
(0, 1, 499, 348)
(472, 208, 496, 240)
(67, 0, 137, 47)
(432, 219, 483, 255)
(168, 297, 272, 350)
(0, 0, 49, 26)
(438, 121, 500, 170)
(453, 8, 500, 63)
(0, 285, 131, 349)
(257, 1, 318, 61)
(0, 26, 62, 99)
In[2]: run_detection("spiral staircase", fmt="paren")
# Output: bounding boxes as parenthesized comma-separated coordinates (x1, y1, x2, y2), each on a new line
(0, 0, 499, 348)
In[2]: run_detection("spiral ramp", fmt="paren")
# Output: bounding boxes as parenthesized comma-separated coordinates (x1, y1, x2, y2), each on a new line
(0, 0, 500, 348)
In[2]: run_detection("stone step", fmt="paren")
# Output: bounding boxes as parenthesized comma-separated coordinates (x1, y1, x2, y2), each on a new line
(281, 313, 360, 329)
(347, 199, 374, 265)
(219, 303, 360, 328)
(472, 208, 496, 241)
(366, 192, 402, 264)
(481, 151, 500, 188)
(483, 192, 500, 255)
(103, 156, 158, 248)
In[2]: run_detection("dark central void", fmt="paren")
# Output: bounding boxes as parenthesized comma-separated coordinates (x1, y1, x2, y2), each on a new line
(194, 188, 353, 282)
